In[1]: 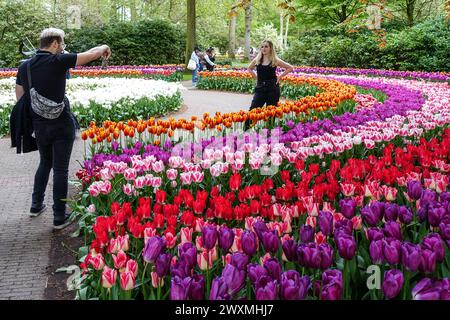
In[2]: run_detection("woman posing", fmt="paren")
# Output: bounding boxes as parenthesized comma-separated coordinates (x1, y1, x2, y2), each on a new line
(246, 40, 293, 129)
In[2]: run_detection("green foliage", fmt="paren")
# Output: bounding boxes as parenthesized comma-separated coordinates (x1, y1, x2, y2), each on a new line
(0, 1, 52, 67)
(72, 93, 182, 128)
(68, 20, 185, 66)
(282, 16, 449, 72)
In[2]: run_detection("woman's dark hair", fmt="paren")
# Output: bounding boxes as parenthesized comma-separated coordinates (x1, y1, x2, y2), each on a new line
(194, 46, 201, 52)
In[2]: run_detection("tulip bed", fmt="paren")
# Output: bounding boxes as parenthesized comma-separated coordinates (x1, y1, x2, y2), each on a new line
(69, 68, 450, 300)
(0, 77, 184, 136)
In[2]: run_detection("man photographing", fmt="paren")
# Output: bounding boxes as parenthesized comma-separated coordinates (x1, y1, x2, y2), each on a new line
(14, 28, 111, 230)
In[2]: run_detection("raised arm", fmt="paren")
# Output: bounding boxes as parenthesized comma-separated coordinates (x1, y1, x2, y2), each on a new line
(76, 45, 111, 66)
(276, 58, 294, 84)
(247, 59, 257, 80)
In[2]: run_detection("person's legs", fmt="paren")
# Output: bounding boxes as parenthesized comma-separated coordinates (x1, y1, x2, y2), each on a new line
(266, 84, 281, 107)
(31, 134, 53, 210)
(245, 86, 268, 130)
(52, 137, 74, 224)
(192, 67, 198, 86)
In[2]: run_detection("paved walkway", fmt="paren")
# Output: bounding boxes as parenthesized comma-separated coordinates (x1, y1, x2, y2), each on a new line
(0, 83, 251, 299)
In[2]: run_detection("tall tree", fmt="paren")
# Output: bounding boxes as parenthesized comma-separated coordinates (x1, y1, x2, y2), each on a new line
(243, 0, 252, 61)
(228, 5, 238, 58)
(278, 0, 296, 50)
(297, 0, 363, 27)
(185, 0, 196, 65)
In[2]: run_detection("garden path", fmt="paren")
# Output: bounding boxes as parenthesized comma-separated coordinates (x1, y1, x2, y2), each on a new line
(0, 82, 252, 299)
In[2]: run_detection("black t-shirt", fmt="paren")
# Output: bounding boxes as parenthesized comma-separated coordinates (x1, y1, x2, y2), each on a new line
(16, 50, 77, 123)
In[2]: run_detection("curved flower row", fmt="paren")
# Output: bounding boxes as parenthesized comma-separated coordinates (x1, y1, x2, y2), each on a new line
(0, 64, 184, 81)
(81, 74, 356, 149)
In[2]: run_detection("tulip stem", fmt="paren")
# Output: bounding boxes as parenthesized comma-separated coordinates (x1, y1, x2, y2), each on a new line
(142, 262, 148, 300)
(403, 271, 410, 300)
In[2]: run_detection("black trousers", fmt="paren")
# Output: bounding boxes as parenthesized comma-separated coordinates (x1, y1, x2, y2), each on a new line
(245, 81, 280, 129)
(31, 120, 75, 223)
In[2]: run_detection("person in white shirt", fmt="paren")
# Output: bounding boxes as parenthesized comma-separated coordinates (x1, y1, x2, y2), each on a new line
(190, 47, 201, 86)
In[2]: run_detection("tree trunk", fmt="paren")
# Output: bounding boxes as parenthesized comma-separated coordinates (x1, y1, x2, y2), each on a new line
(244, 2, 252, 61)
(228, 9, 237, 59)
(185, 0, 196, 65)
(284, 16, 289, 50)
(130, 0, 137, 21)
(279, 12, 284, 47)
(406, 0, 416, 26)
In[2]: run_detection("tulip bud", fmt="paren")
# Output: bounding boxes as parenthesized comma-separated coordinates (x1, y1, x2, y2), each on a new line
(382, 269, 404, 299)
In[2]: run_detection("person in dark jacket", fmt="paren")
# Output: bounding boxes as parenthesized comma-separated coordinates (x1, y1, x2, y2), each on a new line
(14, 27, 111, 230)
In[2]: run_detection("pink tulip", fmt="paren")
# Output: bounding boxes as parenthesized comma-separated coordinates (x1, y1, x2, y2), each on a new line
(90, 253, 105, 270)
(124, 168, 137, 181)
(164, 232, 177, 249)
(123, 183, 134, 196)
(166, 169, 178, 180)
(151, 271, 164, 288)
(101, 266, 117, 288)
(180, 227, 193, 244)
(112, 250, 128, 270)
(120, 270, 135, 291)
(125, 259, 138, 278)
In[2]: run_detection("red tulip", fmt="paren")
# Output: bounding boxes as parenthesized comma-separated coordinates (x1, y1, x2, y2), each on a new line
(101, 266, 117, 288)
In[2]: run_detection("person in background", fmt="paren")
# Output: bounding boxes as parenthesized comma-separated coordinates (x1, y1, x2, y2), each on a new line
(14, 28, 111, 230)
(246, 40, 293, 130)
(205, 48, 216, 71)
(190, 47, 202, 86)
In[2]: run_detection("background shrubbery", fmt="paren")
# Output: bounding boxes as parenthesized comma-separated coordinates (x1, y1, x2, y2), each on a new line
(282, 17, 449, 72)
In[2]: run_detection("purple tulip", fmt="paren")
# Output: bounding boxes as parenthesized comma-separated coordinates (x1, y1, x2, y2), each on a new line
(280, 270, 310, 300)
(155, 253, 172, 277)
(439, 192, 450, 203)
(318, 211, 334, 236)
(170, 276, 191, 300)
(370, 239, 384, 264)
(261, 230, 280, 254)
(334, 219, 353, 236)
(222, 264, 246, 296)
(241, 231, 258, 256)
(178, 242, 197, 268)
(407, 180, 422, 200)
(398, 206, 413, 225)
(383, 221, 403, 240)
(253, 220, 269, 241)
(382, 269, 404, 299)
(417, 207, 428, 222)
(383, 238, 402, 265)
(282, 239, 298, 262)
(320, 269, 343, 300)
(420, 189, 436, 208)
(218, 226, 235, 253)
(412, 278, 442, 300)
(422, 233, 445, 262)
(264, 258, 282, 281)
(367, 227, 384, 242)
(299, 225, 314, 243)
(317, 244, 334, 269)
(439, 220, 450, 240)
(335, 233, 356, 260)
(188, 274, 205, 300)
(247, 263, 268, 284)
(202, 225, 218, 250)
(210, 276, 231, 300)
(427, 203, 446, 227)
(255, 276, 278, 300)
(171, 260, 192, 279)
(230, 252, 249, 271)
(143, 236, 166, 263)
(339, 198, 357, 219)
(384, 203, 399, 221)
(361, 202, 384, 226)
(419, 249, 437, 273)
(401, 242, 421, 272)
